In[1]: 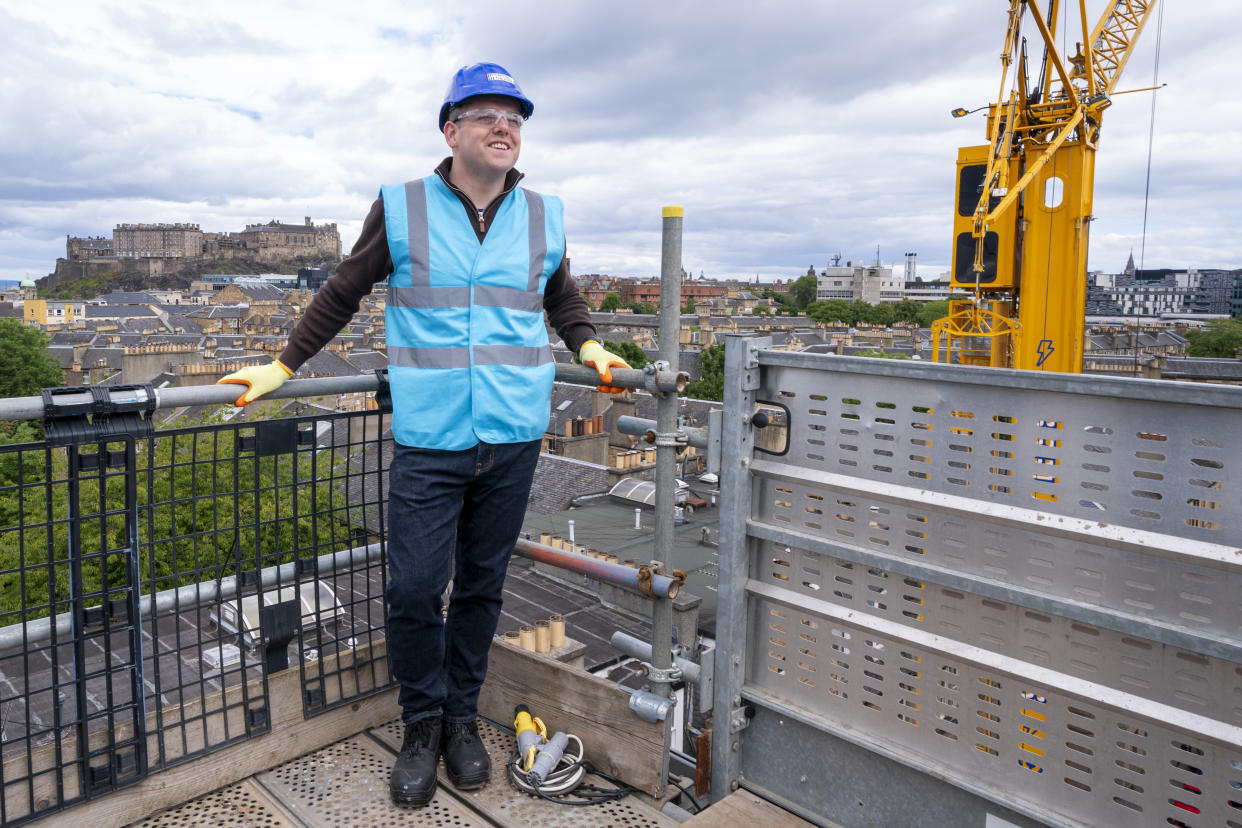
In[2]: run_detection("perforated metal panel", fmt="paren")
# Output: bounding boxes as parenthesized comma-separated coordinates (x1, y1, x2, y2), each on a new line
(134, 780, 296, 827)
(752, 539, 1240, 717)
(712, 343, 1242, 828)
(767, 357, 1237, 538)
(370, 718, 676, 827)
(758, 356, 1240, 647)
(750, 594, 1242, 826)
(258, 735, 481, 826)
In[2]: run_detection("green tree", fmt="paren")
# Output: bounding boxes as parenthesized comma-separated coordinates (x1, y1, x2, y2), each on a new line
(0, 319, 63, 400)
(684, 343, 724, 401)
(790, 273, 818, 310)
(599, 292, 622, 312)
(807, 299, 852, 324)
(761, 288, 793, 309)
(0, 319, 64, 446)
(682, 296, 696, 314)
(1, 420, 361, 618)
(627, 302, 657, 315)
(862, 302, 896, 326)
(1185, 318, 1242, 357)
(917, 299, 952, 327)
(603, 339, 647, 369)
(892, 299, 923, 325)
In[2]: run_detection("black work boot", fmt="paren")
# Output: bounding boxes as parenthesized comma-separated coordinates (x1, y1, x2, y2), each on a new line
(443, 719, 491, 790)
(391, 716, 441, 806)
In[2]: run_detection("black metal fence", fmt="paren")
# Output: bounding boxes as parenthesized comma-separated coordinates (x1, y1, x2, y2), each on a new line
(0, 400, 393, 826)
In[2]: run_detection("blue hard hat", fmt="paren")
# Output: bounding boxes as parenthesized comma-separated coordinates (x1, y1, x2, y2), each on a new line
(439, 62, 534, 130)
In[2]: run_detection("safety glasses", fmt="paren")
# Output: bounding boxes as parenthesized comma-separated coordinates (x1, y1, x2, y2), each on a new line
(452, 108, 525, 131)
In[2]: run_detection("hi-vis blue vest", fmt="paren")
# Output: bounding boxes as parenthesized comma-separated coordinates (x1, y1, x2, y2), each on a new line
(381, 175, 565, 450)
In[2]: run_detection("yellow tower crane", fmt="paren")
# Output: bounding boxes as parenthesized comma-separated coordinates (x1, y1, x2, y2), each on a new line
(932, 0, 1160, 372)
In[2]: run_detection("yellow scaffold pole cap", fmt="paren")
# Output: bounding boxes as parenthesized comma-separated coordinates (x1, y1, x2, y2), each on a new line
(662, 206, 684, 218)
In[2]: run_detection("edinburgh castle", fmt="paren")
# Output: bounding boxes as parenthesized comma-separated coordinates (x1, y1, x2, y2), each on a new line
(49, 217, 342, 294)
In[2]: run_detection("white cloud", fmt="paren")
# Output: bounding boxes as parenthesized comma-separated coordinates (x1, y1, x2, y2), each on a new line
(1, 0, 1237, 285)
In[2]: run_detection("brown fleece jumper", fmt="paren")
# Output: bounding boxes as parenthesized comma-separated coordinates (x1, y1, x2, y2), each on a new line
(278, 158, 597, 371)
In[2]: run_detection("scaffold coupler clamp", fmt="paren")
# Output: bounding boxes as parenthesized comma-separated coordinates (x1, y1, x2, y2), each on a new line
(654, 427, 688, 451)
(41, 383, 156, 446)
(672, 569, 687, 591)
(642, 360, 687, 396)
(373, 368, 393, 413)
(642, 661, 683, 686)
(629, 681, 677, 723)
(637, 564, 655, 596)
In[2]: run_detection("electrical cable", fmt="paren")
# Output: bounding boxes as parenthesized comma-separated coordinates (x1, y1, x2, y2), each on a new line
(1138, 0, 1165, 273)
(506, 732, 636, 806)
(667, 777, 703, 813)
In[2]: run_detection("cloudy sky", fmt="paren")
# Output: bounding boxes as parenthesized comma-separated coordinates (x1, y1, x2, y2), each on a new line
(1, 1, 1237, 285)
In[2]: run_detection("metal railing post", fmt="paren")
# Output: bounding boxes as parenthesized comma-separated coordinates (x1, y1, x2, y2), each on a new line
(649, 206, 684, 705)
(710, 334, 767, 803)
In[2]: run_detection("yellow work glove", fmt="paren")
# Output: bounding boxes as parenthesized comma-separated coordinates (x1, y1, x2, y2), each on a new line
(217, 360, 293, 406)
(578, 340, 630, 393)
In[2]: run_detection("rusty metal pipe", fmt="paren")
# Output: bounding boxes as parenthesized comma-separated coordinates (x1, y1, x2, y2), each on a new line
(513, 538, 680, 599)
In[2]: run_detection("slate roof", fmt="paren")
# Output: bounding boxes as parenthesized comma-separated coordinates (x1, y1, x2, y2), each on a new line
(346, 350, 388, 372)
(527, 455, 610, 515)
(233, 285, 286, 303)
(85, 305, 156, 318)
(547, 382, 597, 437)
(1161, 357, 1242, 381)
(95, 291, 159, 305)
(145, 334, 203, 346)
(329, 334, 364, 347)
(50, 331, 95, 345)
(155, 303, 197, 316)
(80, 347, 124, 369)
(120, 317, 168, 334)
(47, 345, 77, 368)
(197, 306, 247, 319)
(297, 349, 362, 377)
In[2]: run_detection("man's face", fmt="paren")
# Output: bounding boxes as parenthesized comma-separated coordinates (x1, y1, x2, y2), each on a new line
(444, 95, 522, 177)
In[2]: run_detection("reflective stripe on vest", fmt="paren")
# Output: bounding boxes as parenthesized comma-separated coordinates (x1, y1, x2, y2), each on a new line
(381, 175, 564, 449)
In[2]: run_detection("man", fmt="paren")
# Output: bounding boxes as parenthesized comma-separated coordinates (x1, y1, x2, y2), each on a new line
(218, 62, 629, 807)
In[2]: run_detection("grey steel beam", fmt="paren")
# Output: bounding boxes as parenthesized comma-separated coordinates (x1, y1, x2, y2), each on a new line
(616, 415, 709, 449)
(648, 208, 683, 712)
(755, 348, 1242, 408)
(609, 630, 702, 684)
(0, 363, 685, 422)
(512, 538, 680, 599)
(710, 334, 767, 803)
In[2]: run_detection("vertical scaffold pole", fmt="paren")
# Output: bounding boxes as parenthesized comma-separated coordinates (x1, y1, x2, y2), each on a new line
(650, 206, 683, 704)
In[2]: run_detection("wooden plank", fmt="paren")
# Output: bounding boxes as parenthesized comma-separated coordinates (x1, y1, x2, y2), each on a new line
(683, 788, 819, 827)
(15, 641, 398, 827)
(477, 637, 666, 797)
(694, 728, 711, 797)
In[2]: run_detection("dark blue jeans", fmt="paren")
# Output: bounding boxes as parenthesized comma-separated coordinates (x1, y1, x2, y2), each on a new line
(385, 439, 540, 724)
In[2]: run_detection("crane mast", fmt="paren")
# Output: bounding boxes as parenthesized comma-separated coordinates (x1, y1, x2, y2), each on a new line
(932, 0, 1157, 372)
